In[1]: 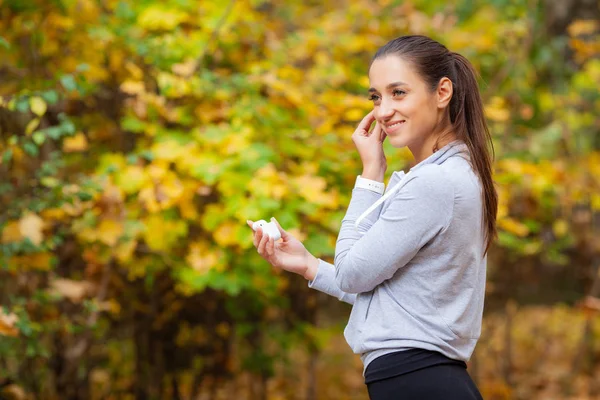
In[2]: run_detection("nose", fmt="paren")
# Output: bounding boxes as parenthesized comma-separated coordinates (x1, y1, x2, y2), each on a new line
(376, 98, 394, 121)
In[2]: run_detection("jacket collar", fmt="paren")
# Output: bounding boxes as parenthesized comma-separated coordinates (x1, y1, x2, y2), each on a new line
(409, 140, 469, 172)
(388, 140, 469, 187)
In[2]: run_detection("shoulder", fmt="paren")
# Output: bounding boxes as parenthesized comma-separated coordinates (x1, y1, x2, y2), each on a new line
(406, 164, 454, 201)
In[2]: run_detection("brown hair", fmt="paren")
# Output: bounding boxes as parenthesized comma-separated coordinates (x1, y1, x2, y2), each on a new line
(372, 35, 497, 254)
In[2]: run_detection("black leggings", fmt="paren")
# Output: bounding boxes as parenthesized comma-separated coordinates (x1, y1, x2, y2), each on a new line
(366, 364, 483, 400)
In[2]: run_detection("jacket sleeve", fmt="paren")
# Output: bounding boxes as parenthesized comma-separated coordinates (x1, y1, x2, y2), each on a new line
(334, 166, 455, 293)
(307, 259, 356, 305)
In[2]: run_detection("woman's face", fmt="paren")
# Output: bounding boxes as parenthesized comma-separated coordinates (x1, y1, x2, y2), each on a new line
(368, 55, 441, 150)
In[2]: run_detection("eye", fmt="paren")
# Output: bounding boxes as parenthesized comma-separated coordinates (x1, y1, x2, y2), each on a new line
(368, 94, 381, 102)
(392, 89, 406, 96)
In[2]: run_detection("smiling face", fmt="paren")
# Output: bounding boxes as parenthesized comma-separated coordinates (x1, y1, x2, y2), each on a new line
(368, 55, 452, 160)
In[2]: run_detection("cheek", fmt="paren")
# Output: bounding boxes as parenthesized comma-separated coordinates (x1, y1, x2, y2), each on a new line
(409, 95, 436, 123)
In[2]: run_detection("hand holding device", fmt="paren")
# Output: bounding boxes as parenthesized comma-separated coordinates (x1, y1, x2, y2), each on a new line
(251, 219, 282, 241)
(247, 218, 318, 280)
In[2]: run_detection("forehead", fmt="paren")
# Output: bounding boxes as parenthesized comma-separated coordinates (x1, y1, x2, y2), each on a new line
(368, 55, 424, 90)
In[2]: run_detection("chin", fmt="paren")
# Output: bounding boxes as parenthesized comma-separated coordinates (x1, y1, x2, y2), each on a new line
(388, 135, 411, 149)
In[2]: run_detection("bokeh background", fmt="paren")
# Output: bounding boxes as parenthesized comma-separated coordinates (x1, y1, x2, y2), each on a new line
(1, 0, 599, 399)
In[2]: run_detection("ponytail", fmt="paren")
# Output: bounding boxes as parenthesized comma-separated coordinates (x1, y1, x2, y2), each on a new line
(449, 52, 498, 254)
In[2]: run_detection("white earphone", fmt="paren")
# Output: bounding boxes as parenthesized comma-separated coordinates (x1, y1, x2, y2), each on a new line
(251, 220, 282, 241)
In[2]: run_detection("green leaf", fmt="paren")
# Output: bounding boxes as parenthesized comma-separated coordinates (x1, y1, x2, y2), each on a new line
(77, 192, 93, 201)
(41, 90, 59, 105)
(23, 142, 39, 156)
(40, 177, 59, 187)
(16, 98, 30, 113)
(46, 126, 62, 139)
(60, 75, 77, 92)
(121, 115, 146, 133)
(2, 149, 13, 163)
(0, 36, 9, 49)
(62, 119, 76, 135)
(32, 131, 46, 145)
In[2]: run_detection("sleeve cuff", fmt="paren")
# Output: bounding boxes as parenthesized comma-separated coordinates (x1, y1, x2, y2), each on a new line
(355, 175, 385, 194)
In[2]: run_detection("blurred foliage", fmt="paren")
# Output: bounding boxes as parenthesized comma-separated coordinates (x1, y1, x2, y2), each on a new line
(0, 0, 598, 398)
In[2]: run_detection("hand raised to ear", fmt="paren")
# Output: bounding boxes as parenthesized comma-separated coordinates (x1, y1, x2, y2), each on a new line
(352, 111, 387, 173)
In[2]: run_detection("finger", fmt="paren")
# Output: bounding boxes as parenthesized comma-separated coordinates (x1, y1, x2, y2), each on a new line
(266, 236, 274, 257)
(271, 217, 288, 240)
(356, 110, 375, 133)
(380, 127, 387, 142)
(370, 121, 381, 140)
(371, 122, 386, 142)
(254, 227, 262, 248)
(257, 231, 269, 255)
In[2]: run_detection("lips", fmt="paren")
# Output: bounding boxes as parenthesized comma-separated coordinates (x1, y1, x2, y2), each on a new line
(384, 120, 405, 134)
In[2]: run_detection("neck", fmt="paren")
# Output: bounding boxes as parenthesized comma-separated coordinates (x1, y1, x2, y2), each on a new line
(409, 131, 457, 164)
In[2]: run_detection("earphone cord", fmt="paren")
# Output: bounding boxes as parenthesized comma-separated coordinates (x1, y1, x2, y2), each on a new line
(354, 172, 412, 234)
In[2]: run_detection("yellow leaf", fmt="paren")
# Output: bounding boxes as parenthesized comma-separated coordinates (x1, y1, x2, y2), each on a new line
(151, 140, 187, 162)
(96, 219, 123, 246)
(49, 278, 93, 303)
(138, 187, 160, 213)
(172, 59, 198, 77)
(41, 207, 67, 221)
(2, 221, 22, 243)
(19, 213, 44, 245)
(485, 96, 510, 122)
(115, 165, 149, 194)
(552, 219, 568, 238)
(344, 108, 367, 121)
(592, 193, 600, 211)
(0, 310, 19, 337)
(138, 172, 184, 212)
(115, 240, 137, 263)
(8, 253, 52, 271)
(248, 163, 289, 200)
(291, 174, 339, 207)
(568, 20, 599, 37)
(222, 134, 250, 156)
(187, 241, 224, 274)
(143, 215, 187, 251)
(498, 217, 530, 237)
(156, 72, 191, 97)
(178, 184, 200, 220)
(125, 62, 144, 80)
(213, 221, 240, 247)
(120, 80, 145, 95)
(25, 118, 40, 135)
(138, 6, 188, 30)
(63, 132, 88, 152)
(29, 96, 47, 116)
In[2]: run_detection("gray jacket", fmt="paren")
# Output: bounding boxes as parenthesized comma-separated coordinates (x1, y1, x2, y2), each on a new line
(308, 140, 487, 373)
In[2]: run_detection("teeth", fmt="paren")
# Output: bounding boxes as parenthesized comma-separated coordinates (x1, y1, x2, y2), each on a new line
(387, 121, 404, 128)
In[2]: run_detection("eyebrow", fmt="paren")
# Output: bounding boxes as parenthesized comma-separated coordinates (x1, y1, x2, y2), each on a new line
(368, 81, 408, 93)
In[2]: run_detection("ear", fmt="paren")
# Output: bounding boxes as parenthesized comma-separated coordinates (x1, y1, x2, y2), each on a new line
(436, 77, 453, 109)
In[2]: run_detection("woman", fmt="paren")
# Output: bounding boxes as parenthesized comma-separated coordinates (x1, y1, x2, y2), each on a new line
(247, 35, 496, 399)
